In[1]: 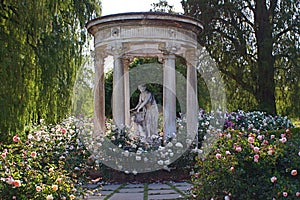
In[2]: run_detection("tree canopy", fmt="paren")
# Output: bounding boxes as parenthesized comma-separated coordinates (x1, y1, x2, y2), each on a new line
(182, 0, 299, 115)
(0, 0, 101, 141)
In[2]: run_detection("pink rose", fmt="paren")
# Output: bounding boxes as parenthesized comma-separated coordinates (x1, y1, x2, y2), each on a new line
(257, 135, 263, 140)
(1, 153, 7, 159)
(215, 153, 222, 159)
(296, 192, 300, 197)
(282, 192, 288, 197)
(31, 152, 37, 158)
(267, 148, 275, 155)
(270, 176, 277, 183)
(36, 186, 42, 192)
(13, 135, 20, 143)
(235, 146, 242, 152)
(270, 135, 275, 139)
(230, 166, 234, 172)
(5, 176, 14, 184)
(61, 128, 67, 134)
(262, 140, 269, 145)
(279, 137, 287, 143)
(291, 170, 297, 176)
(253, 147, 260, 153)
(254, 154, 259, 162)
(248, 137, 255, 144)
(226, 151, 231, 155)
(13, 180, 21, 187)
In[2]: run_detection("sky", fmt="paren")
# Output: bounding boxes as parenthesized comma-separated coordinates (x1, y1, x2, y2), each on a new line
(101, 0, 184, 16)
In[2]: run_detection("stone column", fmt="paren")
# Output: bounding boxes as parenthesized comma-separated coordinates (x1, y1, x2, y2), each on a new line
(94, 47, 106, 134)
(186, 52, 198, 142)
(163, 53, 177, 139)
(112, 49, 125, 129)
(123, 58, 131, 127)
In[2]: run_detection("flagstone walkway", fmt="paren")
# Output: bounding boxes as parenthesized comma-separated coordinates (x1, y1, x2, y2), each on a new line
(85, 182, 192, 200)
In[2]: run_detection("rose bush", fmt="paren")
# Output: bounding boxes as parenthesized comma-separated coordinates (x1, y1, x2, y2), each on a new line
(191, 127, 300, 199)
(0, 117, 93, 199)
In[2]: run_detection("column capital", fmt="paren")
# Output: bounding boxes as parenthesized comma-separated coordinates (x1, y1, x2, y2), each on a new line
(185, 48, 199, 68)
(159, 44, 181, 56)
(109, 43, 127, 58)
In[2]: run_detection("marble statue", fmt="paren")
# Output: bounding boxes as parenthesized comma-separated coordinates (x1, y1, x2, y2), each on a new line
(130, 84, 159, 142)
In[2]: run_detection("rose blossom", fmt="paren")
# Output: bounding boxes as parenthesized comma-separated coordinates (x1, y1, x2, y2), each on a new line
(13, 180, 21, 187)
(36, 186, 42, 192)
(230, 166, 234, 172)
(225, 151, 231, 155)
(296, 192, 300, 197)
(52, 184, 58, 191)
(270, 135, 275, 139)
(253, 147, 260, 153)
(46, 195, 54, 200)
(215, 153, 222, 159)
(291, 170, 297, 176)
(262, 140, 269, 145)
(69, 195, 76, 200)
(56, 178, 62, 184)
(279, 137, 287, 143)
(282, 192, 288, 197)
(235, 146, 242, 152)
(254, 154, 259, 162)
(1, 153, 7, 159)
(13, 135, 20, 143)
(31, 151, 37, 158)
(61, 128, 67, 134)
(257, 135, 264, 140)
(281, 133, 286, 138)
(270, 176, 277, 183)
(5, 176, 14, 184)
(248, 136, 255, 144)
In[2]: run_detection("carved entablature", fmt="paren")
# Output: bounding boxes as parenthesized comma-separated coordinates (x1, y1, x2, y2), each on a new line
(86, 12, 203, 58)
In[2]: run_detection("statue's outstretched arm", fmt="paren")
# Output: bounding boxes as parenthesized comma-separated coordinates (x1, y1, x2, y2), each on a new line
(137, 93, 151, 112)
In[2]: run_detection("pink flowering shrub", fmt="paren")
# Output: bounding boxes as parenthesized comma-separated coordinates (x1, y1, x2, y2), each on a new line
(0, 117, 92, 199)
(191, 128, 300, 199)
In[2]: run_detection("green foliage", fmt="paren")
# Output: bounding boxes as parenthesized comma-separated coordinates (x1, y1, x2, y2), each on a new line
(150, 0, 177, 13)
(0, 0, 101, 142)
(191, 128, 300, 199)
(0, 117, 92, 199)
(182, 0, 299, 116)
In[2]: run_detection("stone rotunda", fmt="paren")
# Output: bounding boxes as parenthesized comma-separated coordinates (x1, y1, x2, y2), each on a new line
(86, 12, 203, 138)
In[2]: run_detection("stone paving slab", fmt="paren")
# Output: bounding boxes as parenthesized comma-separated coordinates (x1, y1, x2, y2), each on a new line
(148, 193, 183, 200)
(119, 188, 144, 193)
(175, 186, 192, 191)
(108, 193, 144, 200)
(172, 182, 192, 187)
(148, 183, 171, 190)
(101, 184, 122, 191)
(125, 183, 145, 188)
(148, 189, 178, 195)
(86, 182, 190, 200)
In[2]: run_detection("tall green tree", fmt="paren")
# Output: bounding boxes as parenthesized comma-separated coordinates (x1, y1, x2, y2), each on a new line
(182, 0, 299, 115)
(0, 0, 101, 142)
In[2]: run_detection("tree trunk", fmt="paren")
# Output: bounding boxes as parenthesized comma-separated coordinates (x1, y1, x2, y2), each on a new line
(254, 0, 277, 115)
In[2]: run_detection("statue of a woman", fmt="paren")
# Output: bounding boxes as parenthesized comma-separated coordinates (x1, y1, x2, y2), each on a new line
(131, 84, 158, 141)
